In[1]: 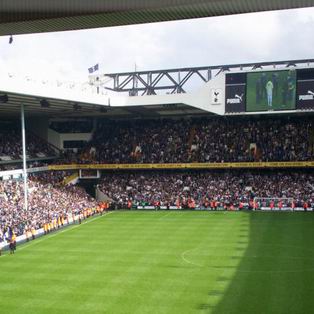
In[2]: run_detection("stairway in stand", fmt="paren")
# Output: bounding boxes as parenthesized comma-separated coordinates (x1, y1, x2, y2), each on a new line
(187, 126, 197, 160)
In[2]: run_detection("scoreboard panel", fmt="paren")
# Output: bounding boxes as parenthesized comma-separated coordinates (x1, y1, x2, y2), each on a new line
(225, 73, 246, 113)
(225, 68, 314, 113)
(296, 69, 314, 110)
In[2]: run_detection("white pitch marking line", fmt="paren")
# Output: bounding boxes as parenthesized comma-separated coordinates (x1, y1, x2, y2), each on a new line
(0, 211, 115, 256)
(181, 248, 202, 267)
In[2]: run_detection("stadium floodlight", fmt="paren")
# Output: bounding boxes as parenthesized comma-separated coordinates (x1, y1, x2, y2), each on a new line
(40, 99, 50, 108)
(0, 94, 8, 103)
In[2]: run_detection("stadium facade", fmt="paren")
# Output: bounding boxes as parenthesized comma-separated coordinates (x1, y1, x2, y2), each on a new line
(0, 59, 313, 210)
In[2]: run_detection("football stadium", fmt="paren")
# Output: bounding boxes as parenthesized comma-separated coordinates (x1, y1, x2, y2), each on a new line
(1, 1, 314, 313)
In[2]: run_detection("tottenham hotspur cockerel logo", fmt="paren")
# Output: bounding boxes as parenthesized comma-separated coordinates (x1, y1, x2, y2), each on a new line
(211, 88, 222, 105)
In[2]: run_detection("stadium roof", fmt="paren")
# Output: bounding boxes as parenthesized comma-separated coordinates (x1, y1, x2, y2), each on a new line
(1, 1, 314, 118)
(1, 0, 314, 35)
(0, 91, 207, 119)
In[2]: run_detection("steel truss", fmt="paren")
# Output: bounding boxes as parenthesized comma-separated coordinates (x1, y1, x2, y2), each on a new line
(100, 59, 314, 96)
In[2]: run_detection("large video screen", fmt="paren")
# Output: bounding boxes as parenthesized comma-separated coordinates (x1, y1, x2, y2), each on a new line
(246, 70, 296, 112)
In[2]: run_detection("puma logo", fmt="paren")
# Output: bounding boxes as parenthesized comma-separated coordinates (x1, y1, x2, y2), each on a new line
(235, 94, 243, 101)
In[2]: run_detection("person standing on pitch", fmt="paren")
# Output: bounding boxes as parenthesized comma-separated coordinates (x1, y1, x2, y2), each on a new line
(9, 233, 16, 255)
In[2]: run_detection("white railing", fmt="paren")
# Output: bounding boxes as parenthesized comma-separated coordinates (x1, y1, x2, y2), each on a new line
(0, 166, 49, 179)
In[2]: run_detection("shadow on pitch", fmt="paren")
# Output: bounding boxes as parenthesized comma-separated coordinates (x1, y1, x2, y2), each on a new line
(202, 211, 314, 314)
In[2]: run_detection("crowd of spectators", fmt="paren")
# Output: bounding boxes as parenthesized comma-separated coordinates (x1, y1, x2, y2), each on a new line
(0, 171, 97, 240)
(98, 170, 314, 209)
(190, 117, 313, 162)
(81, 119, 191, 163)
(2, 116, 312, 165)
(1, 165, 313, 242)
(0, 129, 57, 161)
(75, 116, 314, 164)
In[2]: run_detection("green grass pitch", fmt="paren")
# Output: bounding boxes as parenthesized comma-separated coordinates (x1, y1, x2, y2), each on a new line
(1, 211, 314, 314)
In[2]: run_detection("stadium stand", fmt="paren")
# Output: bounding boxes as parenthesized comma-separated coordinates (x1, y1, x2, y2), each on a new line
(0, 122, 57, 162)
(0, 171, 97, 239)
(82, 118, 191, 163)
(1, 111, 314, 244)
(71, 115, 313, 163)
(98, 170, 314, 210)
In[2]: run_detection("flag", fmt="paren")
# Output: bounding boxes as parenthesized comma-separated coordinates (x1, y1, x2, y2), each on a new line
(88, 63, 99, 74)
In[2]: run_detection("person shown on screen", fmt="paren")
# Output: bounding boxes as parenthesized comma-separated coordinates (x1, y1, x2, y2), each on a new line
(266, 80, 274, 109)
(255, 78, 262, 104)
(282, 71, 295, 106)
(272, 73, 279, 97)
(261, 73, 267, 100)
(287, 72, 295, 102)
